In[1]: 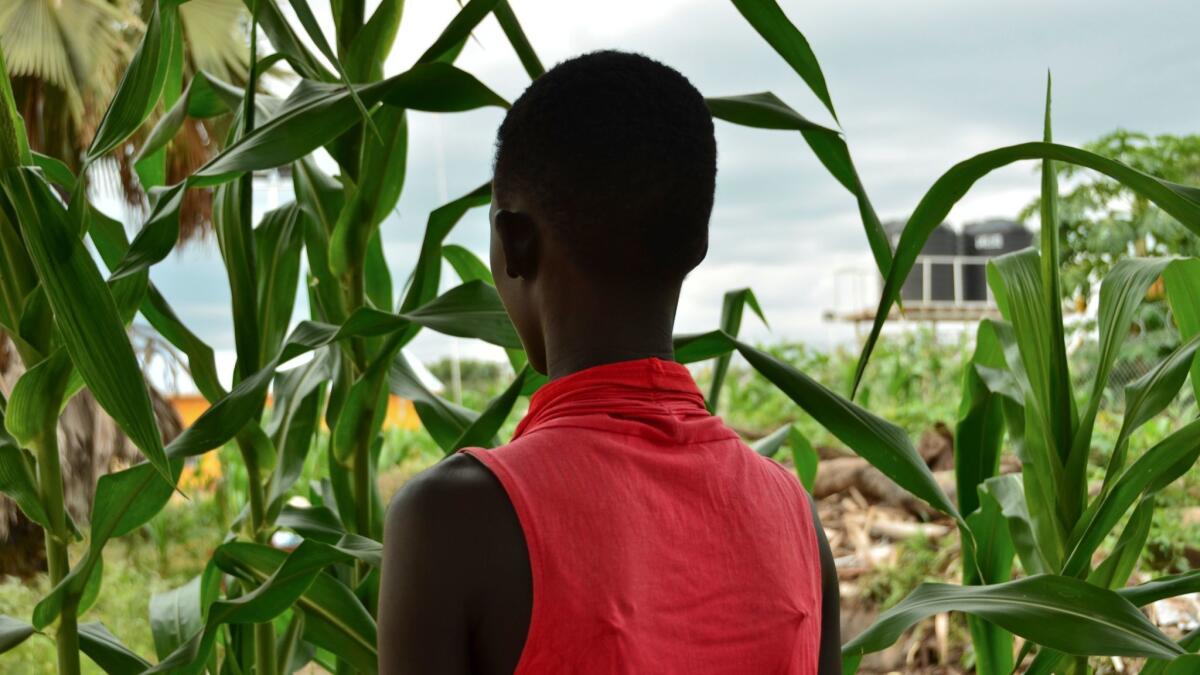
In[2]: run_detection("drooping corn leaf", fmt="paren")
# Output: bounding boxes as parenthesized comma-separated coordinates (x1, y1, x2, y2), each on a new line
(0, 615, 36, 654)
(853, 141, 1200, 397)
(707, 91, 888, 276)
(728, 0, 837, 122)
(494, 1, 545, 79)
(1091, 496, 1155, 591)
(247, 0, 336, 82)
(1063, 417, 1200, 577)
(2, 169, 171, 484)
(0, 404, 50, 531)
(149, 540, 364, 675)
(707, 288, 767, 413)
(149, 576, 206, 662)
(1065, 258, 1173, 513)
(417, 0, 500, 64)
(750, 424, 790, 458)
(222, 542, 378, 674)
(78, 621, 151, 674)
(1102, 331, 1200, 490)
(401, 281, 522, 349)
(789, 427, 819, 492)
(841, 575, 1184, 670)
(85, 2, 180, 162)
(1118, 570, 1200, 608)
(389, 350, 479, 451)
(191, 64, 507, 186)
(452, 365, 539, 452)
(674, 330, 960, 521)
(443, 244, 493, 285)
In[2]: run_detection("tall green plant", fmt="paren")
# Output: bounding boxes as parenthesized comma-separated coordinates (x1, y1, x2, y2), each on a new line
(1, 1, 1199, 674)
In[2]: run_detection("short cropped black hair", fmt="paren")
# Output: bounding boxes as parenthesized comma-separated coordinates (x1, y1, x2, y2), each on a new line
(494, 50, 717, 282)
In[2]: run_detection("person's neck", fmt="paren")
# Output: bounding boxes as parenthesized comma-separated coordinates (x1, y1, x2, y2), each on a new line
(541, 285, 679, 381)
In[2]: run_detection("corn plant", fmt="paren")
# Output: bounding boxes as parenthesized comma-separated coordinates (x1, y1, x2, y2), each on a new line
(1, 0, 1199, 674)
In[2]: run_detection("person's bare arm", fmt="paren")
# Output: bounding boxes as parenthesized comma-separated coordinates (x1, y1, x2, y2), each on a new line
(378, 453, 530, 675)
(811, 493, 842, 674)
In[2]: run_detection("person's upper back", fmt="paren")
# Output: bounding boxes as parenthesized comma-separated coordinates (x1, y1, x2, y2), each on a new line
(462, 357, 822, 674)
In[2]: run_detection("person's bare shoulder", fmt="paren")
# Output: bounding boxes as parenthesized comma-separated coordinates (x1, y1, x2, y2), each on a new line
(379, 453, 531, 675)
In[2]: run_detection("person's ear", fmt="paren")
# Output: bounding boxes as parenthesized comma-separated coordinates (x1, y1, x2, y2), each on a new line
(494, 210, 539, 280)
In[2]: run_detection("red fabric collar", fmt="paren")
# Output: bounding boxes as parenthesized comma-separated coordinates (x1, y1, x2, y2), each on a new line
(514, 357, 706, 438)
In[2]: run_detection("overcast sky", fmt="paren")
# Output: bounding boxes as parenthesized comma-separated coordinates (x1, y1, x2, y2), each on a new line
(139, 0, 1200, 389)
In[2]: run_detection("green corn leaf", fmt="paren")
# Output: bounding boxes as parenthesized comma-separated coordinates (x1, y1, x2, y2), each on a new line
(750, 424, 790, 458)
(708, 92, 888, 278)
(149, 576, 206, 662)
(1164, 258, 1200, 400)
(276, 610, 306, 675)
(494, 1, 545, 79)
(0, 615, 36, 654)
(707, 287, 767, 413)
(1102, 331, 1200, 490)
(191, 64, 507, 187)
(0, 406, 50, 531)
(728, 0, 837, 122)
(150, 539, 363, 674)
(841, 575, 1184, 668)
(31, 152, 76, 190)
(294, 157, 349, 323)
(107, 183, 187, 282)
(955, 320, 1009, 517)
(213, 168, 263, 380)
(788, 427, 819, 492)
(284, 0, 379, 139)
(133, 16, 185, 190)
(266, 352, 331, 517)
(1066, 258, 1174, 511)
(399, 182, 492, 315)
(2, 169, 171, 484)
(707, 92, 836, 134)
(1117, 570, 1200, 608)
(390, 350, 480, 451)
(417, 0, 501, 64)
(255, 203, 305, 360)
(1090, 496, 1155, 591)
(451, 365, 538, 452)
(248, 0, 336, 82)
(853, 141, 1200, 397)
(344, 0, 405, 82)
(674, 330, 960, 521)
(85, 2, 180, 162)
(1035, 74, 1074, 471)
(400, 281, 522, 349)
(134, 71, 240, 166)
(78, 621, 152, 674)
(962, 489, 1015, 675)
(328, 106, 408, 278)
(276, 504, 383, 567)
(1063, 417, 1200, 577)
(215, 542, 378, 674)
(1143, 630, 1200, 675)
(443, 244, 493, 285)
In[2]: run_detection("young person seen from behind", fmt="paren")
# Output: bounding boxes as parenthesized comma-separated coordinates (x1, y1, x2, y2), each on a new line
(378, 50, 840, 675)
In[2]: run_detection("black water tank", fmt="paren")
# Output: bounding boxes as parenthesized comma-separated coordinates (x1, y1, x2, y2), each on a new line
(885, 220, 958, 303)
(961, 219, 1034, 301)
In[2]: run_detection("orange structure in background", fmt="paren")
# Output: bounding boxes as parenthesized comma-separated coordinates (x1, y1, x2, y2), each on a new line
(167, 393, 421, 431)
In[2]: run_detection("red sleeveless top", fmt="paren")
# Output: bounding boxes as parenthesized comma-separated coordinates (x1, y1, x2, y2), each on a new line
(461, 358, 822, 674)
